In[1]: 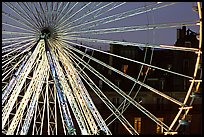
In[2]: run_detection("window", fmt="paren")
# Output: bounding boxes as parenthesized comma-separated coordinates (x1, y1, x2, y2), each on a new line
(121, 65, 128, 74)
(147, 78, 159, 88)
(112, 121, 119, 133)
(113, 97, 120, 107)
(159, 78, 165, 90)
(156, 98, 164, 110)
(134, 117, 141, 134)
(156, 118, 164, 134)
(120, 49, 135, 59)
(183, 60, 189, 72)
(184, 78, 187, 90)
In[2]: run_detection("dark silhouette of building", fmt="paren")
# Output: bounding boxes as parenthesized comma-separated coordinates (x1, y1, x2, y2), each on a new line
(76, 26, 202, 135)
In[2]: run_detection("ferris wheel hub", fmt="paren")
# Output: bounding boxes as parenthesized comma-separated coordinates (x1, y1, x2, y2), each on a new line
(40, 27, 56, 40)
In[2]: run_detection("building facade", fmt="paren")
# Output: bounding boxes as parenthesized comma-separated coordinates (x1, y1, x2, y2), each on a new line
(78, 26, 202, 135)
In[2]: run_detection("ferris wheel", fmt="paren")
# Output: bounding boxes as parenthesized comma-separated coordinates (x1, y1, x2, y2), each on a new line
(2, 2, 202, 135)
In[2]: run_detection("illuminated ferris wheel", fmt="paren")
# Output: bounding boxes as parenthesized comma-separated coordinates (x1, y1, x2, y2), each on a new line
(2, 2, 202, 135)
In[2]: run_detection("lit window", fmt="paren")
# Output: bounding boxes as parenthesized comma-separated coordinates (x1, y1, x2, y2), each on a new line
(122, 65, 128, 74)
(112, 121, 119, 133)
(156, 118, 164, 134)
(134, 117, 141, 134)
(113, 97, 120, 107)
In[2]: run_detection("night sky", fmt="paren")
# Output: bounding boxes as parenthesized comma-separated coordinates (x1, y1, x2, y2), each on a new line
(98, 2, 199, 46)
(2, 2, 200, 50)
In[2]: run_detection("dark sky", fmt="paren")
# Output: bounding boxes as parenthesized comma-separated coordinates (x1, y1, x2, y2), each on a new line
(99, 2, 199, 45)
(2, 2, 200, 50)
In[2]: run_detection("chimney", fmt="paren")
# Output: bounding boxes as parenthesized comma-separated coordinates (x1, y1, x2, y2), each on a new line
(177, 29, 181, 40)
(177, 26, 186, 40)
(181, 26, 186, 38)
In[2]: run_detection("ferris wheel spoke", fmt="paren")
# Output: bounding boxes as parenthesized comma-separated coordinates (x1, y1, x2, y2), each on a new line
(62, 2, 176, 33)
(68, 46, 150, 124)
(58, 2, 143, 32)
(2, 22, 36, 34)
(47, 2, 56, 26)
(66, 46, 147, 134)
(2, 53, 28, 82)
(46, 2, 55, 27)
(31, 3, 46, 28)
(50, 2, 59, 26)
(16, 2, 42, 30)
(69, 49, 172, 133)
(64, 42, 186, 132)
(51, 42, 111, 134)
(65, 50, 137, 135)
(3, 2, 40, 31)
(53, 53, 99, 135)
(48, 40, 107, 134)
(2, 39, 35, 55)
(56, 2, 102, 30)
(2, 56, 26, 105)
(46, 81, 58, 135)
(22, 2, 44, 29)
(89, 2, 109, 16)
(45, 43, 91, 135)
(51, 49, 98, 135)
(64, 42, 185, 107)
(62, 39, 194, 80)
(2, 36, 35, 45)
(56, 91, 68, 135)
(48, 2, 56, 25)
(31, 3, 47, 28)
(58, 2, 92, 30)
(40, 2, 55, 27)
(82, 2, 177, 31)
(53, 2, 70, 26)
(63, 36, 199, 53)
(57, 2, 115, 33)
(2, 41, 32, 69)
(6, 51, 48, 135)
(20, 63, 49, 135)
(56, 2, 79, 28)
(2, 10, 38, 33)
(2, 40, 44, 129)
(93, 2, 126, 19)
(2, 39, 35, 58)
(18, 2, 43, 30)
(79, 2, 126, 31)
(118, 49, 153, 115)
(38, 2, 48, 27)
(2, 30, 36, 36)
(63, 20, 197, 36)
